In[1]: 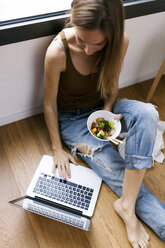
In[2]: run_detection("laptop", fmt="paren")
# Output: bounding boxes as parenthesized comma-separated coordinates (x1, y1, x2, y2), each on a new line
(9, 155, 102, 231)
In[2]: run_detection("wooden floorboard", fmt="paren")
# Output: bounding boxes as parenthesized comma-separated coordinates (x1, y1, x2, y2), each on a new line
(0, 77, 165, 248)
(0, 133, 40, 248)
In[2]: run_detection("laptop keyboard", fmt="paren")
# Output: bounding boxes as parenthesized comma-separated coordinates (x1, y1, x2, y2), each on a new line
(33, 173, 94, 211)
(28, 203, 85, 229)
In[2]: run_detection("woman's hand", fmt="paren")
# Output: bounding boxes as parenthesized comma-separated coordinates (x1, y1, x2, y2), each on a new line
(103, 103, 122, 121)
(114, 114, 122, 120)
(52, 149, 78, 179)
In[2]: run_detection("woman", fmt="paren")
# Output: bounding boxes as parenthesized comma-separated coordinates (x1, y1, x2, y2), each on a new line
(44, 0, 165, 247)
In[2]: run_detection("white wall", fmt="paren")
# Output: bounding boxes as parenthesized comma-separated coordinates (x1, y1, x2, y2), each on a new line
(119, 11, 165, 88)
(0, 12, 165, 126)
(0, 35, 54, 126)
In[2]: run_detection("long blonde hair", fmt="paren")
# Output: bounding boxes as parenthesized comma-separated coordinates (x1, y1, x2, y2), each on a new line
(65, 0, 124, 99)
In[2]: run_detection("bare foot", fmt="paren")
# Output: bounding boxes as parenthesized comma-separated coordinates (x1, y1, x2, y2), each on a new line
(114, 198, 150, 248)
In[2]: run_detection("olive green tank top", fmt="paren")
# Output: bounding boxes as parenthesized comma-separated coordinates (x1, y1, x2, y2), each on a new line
(57, 30, 102, 112)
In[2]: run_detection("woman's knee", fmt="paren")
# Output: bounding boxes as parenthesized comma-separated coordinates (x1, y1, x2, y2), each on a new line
(128, 102, 159, 142)
(140, 103, 159, 124)
(134, 103, 159, 136)
(114, 99, 159, 131)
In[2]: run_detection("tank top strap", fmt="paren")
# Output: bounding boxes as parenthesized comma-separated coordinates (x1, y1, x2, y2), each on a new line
(59, 29, 77, 76)
(59, 30, 70, 57)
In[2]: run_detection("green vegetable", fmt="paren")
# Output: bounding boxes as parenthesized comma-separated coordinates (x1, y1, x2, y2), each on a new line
(96, 130, 105, 138)
(98, 120, 111, 130)
(109, 121, 114, 129)
(98, 121, 105, 128)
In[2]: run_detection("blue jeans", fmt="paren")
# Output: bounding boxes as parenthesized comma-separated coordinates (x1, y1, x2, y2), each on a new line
(58, 98, 165, 241)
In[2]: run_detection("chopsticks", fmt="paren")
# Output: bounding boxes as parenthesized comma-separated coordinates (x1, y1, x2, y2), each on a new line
(107, 137, 123, 145)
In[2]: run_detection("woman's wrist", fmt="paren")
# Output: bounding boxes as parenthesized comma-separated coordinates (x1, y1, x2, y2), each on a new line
(52, 145, 63, 155)
(103, 103, 112, 112)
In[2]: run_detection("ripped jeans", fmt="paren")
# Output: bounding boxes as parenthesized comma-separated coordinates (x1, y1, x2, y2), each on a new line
(58, 98, 165, 241)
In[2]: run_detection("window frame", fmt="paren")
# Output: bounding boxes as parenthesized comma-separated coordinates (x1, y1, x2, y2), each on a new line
(0, 0, 164, 46)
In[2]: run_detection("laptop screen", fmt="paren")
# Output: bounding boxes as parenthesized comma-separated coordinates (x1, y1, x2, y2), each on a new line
(9, 196, 90, 230)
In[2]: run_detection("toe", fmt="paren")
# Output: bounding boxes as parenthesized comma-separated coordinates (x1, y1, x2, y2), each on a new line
(140, 223, 150, 242)
(139, 239, 150, 248)
(132, 242, 140, 248)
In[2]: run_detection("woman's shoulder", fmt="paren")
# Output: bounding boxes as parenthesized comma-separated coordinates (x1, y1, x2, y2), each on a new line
(45, 34, 67, 71)
(123, 32, 129, 46)
(46, 28, 74, 59)
(120, 32, 129, 56)
(46, 36, 64, 60)
(45, 27, 75, 72)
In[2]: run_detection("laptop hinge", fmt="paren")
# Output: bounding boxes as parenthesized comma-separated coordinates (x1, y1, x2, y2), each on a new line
(27, 196, 85, 217)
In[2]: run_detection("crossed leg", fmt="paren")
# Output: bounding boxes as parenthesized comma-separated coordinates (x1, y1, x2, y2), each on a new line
(60, 99, 164, 245)
(77, 146, 150, 248)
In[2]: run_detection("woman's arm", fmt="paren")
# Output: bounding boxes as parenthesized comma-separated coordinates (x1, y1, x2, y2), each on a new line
(44, 41, 77, 179)
(104, 32, 129, 111)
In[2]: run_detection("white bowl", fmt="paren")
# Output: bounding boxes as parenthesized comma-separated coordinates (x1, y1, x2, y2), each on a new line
(87, 110, 121, 141)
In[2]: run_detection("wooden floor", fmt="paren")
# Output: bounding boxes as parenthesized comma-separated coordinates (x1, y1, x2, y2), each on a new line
(0, 76, 165, 248)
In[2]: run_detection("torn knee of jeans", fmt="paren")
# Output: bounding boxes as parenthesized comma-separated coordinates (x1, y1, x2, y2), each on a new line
(72, 143, 101, 156)
(72, 143, 112, 172)
(78, 146, 101, 155)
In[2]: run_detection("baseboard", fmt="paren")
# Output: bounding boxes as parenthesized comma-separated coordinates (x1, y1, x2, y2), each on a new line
(1, 69, 164, 127)
(119, 69, 161, 88)
(0, 105, 44, 127)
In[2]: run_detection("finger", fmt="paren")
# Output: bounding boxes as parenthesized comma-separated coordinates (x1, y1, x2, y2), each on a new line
(52, 159, 57, 174)
(58, 164, 63, 178)
(69, 154, 78, 165)
(114, 114, 122, 120)
(61, 164, 67, 180)
(52, 164, 56, 174)
(65, 162, 71, 178)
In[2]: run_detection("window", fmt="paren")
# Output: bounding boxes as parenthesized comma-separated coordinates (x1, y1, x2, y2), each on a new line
(0, 0, 72, 24)
(123, 0, 156, 5)
(0, 0, 164, 46)
(123, 0, 154, 3)
(0, 0, 160, 25)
